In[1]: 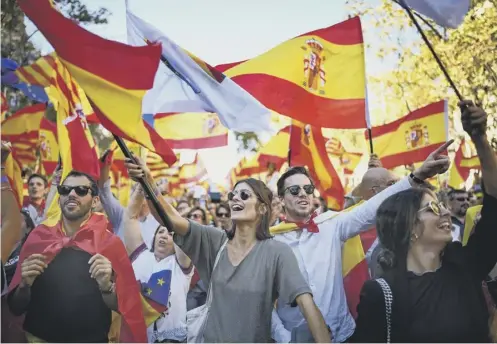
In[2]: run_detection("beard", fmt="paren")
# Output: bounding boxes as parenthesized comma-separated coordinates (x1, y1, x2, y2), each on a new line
(61, 201, 93, 221)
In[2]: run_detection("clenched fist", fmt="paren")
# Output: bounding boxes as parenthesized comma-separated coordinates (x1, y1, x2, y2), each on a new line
(20, 254, 47, 287)
(88, 253, 113, 292)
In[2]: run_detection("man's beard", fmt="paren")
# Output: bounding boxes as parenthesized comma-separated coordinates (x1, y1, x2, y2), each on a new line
(61, 203, 92, 221)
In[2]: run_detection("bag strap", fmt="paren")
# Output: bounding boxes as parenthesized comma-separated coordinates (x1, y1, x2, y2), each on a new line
(205, 239, 228, 308)
(375, 278, 393, 343)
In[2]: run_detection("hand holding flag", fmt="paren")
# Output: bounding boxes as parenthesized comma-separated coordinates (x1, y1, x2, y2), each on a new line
(459, 100, 488, 139)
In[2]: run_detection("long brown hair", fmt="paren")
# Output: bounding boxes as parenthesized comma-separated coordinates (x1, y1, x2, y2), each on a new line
(227, 178, 273, 241)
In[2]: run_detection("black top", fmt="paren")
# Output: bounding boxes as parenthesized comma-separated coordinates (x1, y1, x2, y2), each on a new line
(22, 248, 111, 343)
(351, 193, 497, 343)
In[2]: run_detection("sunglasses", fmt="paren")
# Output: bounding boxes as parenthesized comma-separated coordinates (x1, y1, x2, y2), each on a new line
(228, 190, 252, 201)
(189, 213, 204, 220)
(285, 184, 315, 196)
(455, 197, 469, 202)
(418, 201, 447, 216)
(217, 212, 229, 218)
(57, 185, 92, 197)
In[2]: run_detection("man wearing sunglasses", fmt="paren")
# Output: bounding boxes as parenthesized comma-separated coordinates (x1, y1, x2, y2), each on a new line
(7, 171, 147, 342)
(270, 141, 452, 343)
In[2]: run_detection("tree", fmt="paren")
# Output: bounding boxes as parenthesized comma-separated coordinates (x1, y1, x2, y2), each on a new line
(346, 0, 496, 148)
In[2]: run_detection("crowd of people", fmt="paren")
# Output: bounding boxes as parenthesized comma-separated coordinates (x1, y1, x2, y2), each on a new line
(0, 102, 496, 342)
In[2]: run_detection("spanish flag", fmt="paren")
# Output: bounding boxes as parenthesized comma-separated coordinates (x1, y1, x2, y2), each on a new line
(1, 93, 9, 121)
(39, 117, 59, 176)
(217, 17, 367, 129)
(4, 153, 24, 208)
(366, 100, 448, 169)
(18, 0, 177, 167)
(1, 103, 46, 166)
(258, 126, 291, 170)
(151, 112, 228, 149)
(448, 139, 481, 189)
(289, 120, 345, 210)
(179, 154, 208, 187)
(234, 155, 262, 181)
(339, 152, 363, 175)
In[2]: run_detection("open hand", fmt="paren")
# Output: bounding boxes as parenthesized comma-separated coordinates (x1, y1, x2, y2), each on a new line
(89, 253, 113, 291)
(413, 140, 453, 180)
(20, 254, 47, 287)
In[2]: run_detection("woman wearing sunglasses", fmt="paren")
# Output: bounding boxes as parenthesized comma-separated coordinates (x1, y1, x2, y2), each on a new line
(124, 157, 331, 343)
(351, 102, 497, 342)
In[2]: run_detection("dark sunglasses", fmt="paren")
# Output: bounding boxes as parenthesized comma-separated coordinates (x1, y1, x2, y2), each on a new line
(189, 213, 204, 220)
(57, 185, 92, 197)
(285, 184, 315, 196)
(216, 212, 229, 218)
(418, 201, 447, 216)
(228, 190, 252, 201)
(456, 197, 469, 202)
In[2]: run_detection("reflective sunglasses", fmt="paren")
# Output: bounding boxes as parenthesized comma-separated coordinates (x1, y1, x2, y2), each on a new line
(285, 184, 315, 196)
(418, 201, 447, 216)
(228, 190, 252, 201)
(57, 185, 92, 197)
(216, 212, 229, 218)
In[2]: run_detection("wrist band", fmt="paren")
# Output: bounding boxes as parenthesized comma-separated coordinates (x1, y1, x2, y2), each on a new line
(409, 172, 424, 184)
(100, 281, 116, 294)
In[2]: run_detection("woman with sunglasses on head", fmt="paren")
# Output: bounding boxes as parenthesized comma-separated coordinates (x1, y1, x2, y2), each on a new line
(124, 156, 331, 343)
(351, 102, 497, 342)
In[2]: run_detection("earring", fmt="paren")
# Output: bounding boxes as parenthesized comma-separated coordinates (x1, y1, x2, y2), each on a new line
(411, 233, 419, 242)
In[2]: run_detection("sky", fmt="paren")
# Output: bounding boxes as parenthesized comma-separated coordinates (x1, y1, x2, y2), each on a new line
(26, 0, 416, 184)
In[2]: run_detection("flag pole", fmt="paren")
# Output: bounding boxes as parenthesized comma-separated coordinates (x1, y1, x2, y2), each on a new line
(367, 128, 374, 154)
(113, 134, 174, 232)
(397, 0, 463, 101)
(287, 124, 293, 167)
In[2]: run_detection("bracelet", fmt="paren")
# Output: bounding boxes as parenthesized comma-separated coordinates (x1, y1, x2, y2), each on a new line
(409, 172, 424, 184)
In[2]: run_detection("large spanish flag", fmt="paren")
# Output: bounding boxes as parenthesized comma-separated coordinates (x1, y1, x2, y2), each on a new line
(39, 117, 59, 176)
(216, 17, 367, 129)
(1, 103, 45, 166)
(150, 112, 228, 149)
(448, 139, 481, 189)
(18, 0, 177, 166)
(366, 100, 448, 169)
(289, 120, 345, 210)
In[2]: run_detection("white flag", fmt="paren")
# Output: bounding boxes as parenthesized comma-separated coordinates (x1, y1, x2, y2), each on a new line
(126, 9, 271, 134)
(403, 0, 471, 28)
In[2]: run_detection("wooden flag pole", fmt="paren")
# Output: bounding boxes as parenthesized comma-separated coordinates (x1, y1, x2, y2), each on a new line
(113, 134, 174, 232)
(398, 0, 464, 101)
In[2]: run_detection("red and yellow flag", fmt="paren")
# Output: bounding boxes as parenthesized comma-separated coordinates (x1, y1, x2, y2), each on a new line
(339, 152, 363, 175)
(1, 93, 9, 121)
(217, 17, 366, 129)
(179, 154, 207, 187)
(289, 120, 344, 210)
(18, 0, 177, 166)
(39, 117, 59, 176)
(153, 112, 228, 149)
(4, 153, 24, 208)
(258, 126, 290, 170)
(448, 139, 481, 189)
(14, 53, 57, 87)
(1, 103, 46, 166)
(366, 100, 448, 169)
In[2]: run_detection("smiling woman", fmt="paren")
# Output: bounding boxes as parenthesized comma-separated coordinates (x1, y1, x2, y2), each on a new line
(123, 156, 331, 343)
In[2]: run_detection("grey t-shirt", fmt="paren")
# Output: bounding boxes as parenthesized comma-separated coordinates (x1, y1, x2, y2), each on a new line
(174, 221, 311, 343)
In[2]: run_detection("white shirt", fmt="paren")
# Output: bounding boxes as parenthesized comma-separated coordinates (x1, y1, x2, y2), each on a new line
(271, 177, 412, 342)
(132, 248, 193, 342)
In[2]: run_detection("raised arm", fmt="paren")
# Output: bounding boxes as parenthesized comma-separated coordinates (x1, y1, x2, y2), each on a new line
(328, 141, 453, 241)
(124, 156, 189, 235)
(97, 150, 124, 233)
(459, 101, 497, 280)
(1, 142, 22, 263)
(122, 185, 146, 255)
